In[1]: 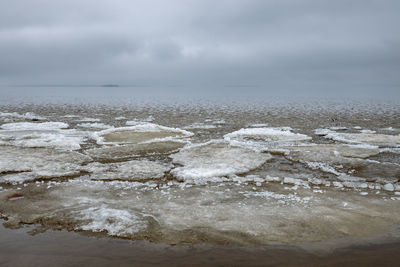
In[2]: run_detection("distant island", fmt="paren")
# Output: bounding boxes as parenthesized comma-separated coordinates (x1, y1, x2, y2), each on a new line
(101, 84, 119, 87)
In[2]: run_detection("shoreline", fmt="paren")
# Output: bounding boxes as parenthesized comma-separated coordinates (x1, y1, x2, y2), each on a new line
(1, 222, 400, 266)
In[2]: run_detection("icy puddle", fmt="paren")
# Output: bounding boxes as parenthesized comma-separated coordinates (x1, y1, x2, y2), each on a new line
(0, 106, 400, 247)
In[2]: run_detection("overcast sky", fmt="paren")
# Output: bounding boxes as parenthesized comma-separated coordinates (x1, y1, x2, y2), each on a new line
(0, 0, 399, 96)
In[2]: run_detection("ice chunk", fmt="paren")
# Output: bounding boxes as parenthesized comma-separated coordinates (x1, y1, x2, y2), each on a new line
(170, 141, 272, 182)
(317, 129, 400, 147)
(86, 141, 186, 160)
(92, 123, 193, 145)
(77, 205, 147, 236)
(0, 131, 85, 151)
(330, 126, 348, 130)
(125, 116, 154, 125)
(84, 160, 171, 181)
(360, 129, 376, 134)
(306, 162, 342, 175)
(283, 144, 390, 181)
(115, 116, 126, 120)
(78, 118, 101, 122)
(1, 122, 69, 131)
(314, 128, 332, 136)
(381, 127, 395, 131)
(383, 183, 395, 192)
(285, 144, 379, 161)
(77, 122, 113, 129)
(224, 127, 311, 151)
(0, 146, 90, 183)
(0, 121, 85, 150)
(183, 123, 217, 129)
(282, 177, 309, 188)
(249, 123, 269, 127)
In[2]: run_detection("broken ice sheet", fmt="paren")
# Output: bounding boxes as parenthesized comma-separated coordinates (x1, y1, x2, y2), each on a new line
(1, 179, 400, 245)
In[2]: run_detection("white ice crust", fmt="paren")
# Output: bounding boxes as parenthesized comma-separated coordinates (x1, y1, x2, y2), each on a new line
(183, 123, 217, 129)
(0, 112, 46, 121)
(224, 127, 312, 151)
(84, 160, 171, 181)
(0, 146, 90, 183)
(77, 122, 114, 129)
(0, 121, 86, 150)
(315, 129, 400, 147)
(77, 205, 147, 236)
(1, 122, 69, 130)
(92, 123, 193, 145)
(170, 141, 272, 182)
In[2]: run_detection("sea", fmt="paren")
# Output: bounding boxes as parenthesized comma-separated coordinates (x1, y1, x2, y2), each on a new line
(0, 86, 399, 266)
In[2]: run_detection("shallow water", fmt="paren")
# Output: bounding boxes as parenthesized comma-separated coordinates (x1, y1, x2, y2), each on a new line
(0, 93, 400, 253)
(2, 221, 400, 267)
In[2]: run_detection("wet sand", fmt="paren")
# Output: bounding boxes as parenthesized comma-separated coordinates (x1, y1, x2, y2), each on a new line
(1, 222, 400, 267)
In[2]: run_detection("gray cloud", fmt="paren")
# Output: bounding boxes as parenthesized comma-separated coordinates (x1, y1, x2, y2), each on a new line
(0, 0, 399, 96)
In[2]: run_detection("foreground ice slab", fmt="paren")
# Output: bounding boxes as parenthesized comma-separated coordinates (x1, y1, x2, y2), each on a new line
(170, 141, 272, 182)
(1, 179, 399, 245)
(84, 160, 171, 181)
(0, 146, 91, 183)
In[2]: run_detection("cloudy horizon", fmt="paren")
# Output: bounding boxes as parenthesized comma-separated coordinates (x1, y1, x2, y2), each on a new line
(1, 0, 399, 97)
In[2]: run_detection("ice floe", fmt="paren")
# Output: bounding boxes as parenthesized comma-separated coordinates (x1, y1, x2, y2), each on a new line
(77, 122, 114, 129)
(0, 122, 86, 150)
(284, 144, 380, 162)
(1, 122, 68, 131)
(0, 146, 90, 183)
(248, 123, 269, 127)
(183, 123, 217, 129)
(282, 144, 400, 179)
(78, 117, 101, 122)
(84, 160, 171, 181)
(92, 123, 193, 145)
(224, 127, 312, 151)
(2, 178, 400, 244)
(315, 129, 400, 147)
(86, 141, 186, 161)
(170, 141, 272, 182)
(125, 116, 154, 125)
(76, 205, 147, 236)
